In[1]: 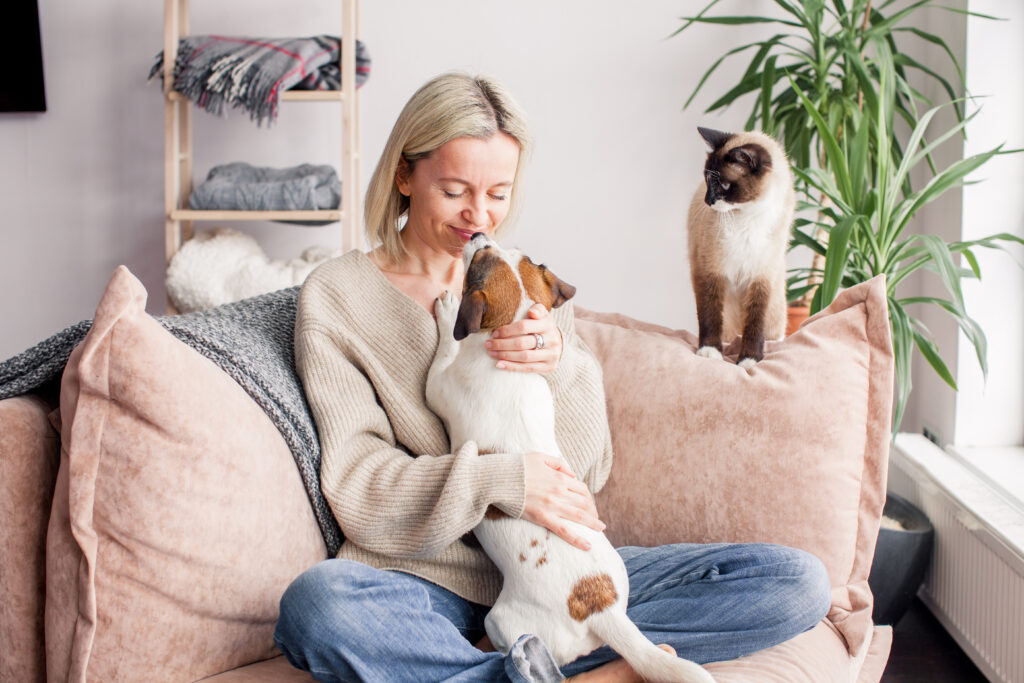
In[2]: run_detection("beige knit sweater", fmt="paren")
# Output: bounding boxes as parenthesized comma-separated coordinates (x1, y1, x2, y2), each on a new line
(294, 249, 613, 605)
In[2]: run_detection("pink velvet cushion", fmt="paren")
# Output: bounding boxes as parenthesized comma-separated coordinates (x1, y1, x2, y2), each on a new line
(0, 395, 59, 683)
(45, 266, 326, 682)
(578, 276, 893, 658)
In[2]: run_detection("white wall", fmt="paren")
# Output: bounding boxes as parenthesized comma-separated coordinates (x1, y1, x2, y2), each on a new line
(955, 0, 1024, 447)
(1, 0, 775, 360)
(2, 1, 1017, 450)
(901, 1, 969, 444)
(899, 1, 1024, 448)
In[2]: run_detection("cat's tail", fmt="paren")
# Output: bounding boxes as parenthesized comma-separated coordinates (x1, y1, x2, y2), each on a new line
(586, 609, 715, 683)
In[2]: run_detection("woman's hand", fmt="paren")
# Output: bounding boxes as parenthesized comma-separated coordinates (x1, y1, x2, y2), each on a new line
(521, 452, 604, 551)
(486, 304, 563, 374)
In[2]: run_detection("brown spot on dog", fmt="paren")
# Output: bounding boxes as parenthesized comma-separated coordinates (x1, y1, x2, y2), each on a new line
(455, 249, 521, 338)
(484, 505, 508, 520)
(535, 555, 548, 568)
(518, 257, 576, 310)
(519, 553, 527, 563)
(530, 539, 539, 548)
(567, 573, 618, 622)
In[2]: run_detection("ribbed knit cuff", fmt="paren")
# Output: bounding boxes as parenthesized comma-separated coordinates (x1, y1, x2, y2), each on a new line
(474, 451, 527, 519)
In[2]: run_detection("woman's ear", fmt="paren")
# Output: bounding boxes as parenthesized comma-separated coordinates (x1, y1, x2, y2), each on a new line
(395, 156, 412, 196)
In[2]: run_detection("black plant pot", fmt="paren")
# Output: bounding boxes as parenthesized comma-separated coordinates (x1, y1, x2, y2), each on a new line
(868, 492, 935, 626)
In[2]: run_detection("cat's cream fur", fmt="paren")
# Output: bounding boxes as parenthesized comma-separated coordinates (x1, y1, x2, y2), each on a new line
(687, 127, 795, 369)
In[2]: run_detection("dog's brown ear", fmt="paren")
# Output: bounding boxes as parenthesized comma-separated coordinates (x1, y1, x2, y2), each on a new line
(544, 269, 576, 309)
(454, 290, 486, 340)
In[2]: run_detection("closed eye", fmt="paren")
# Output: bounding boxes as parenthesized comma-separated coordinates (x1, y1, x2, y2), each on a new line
(442, 189, 508, 201)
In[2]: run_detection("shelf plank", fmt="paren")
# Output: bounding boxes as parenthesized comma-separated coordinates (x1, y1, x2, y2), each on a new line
(166, 90, 343, 103)
(281, 90, 344, 102)
(170, 209, 343, 222)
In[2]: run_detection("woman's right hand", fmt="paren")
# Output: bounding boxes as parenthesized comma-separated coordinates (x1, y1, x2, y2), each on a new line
(521, 452, 605, 551)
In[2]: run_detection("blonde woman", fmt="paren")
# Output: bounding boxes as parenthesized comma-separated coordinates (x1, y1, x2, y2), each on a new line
(274, 72, 830, 682)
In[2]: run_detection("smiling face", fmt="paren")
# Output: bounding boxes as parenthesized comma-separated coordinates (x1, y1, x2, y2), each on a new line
(396, 133, 521, 258)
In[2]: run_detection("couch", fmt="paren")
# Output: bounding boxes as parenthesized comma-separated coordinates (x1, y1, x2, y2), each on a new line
(0, 266, 895, 682)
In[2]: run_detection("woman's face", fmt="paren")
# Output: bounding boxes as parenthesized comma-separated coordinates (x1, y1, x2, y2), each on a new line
(397, 133, 520, 259)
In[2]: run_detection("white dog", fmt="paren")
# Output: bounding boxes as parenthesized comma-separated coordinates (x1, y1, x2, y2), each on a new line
(425, 233, 714, 682)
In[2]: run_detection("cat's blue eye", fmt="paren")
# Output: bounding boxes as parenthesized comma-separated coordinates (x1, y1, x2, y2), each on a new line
(721, 182, 731, 191)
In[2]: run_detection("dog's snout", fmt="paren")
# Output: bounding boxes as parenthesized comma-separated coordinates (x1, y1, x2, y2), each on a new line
(470, 232, 489, 244)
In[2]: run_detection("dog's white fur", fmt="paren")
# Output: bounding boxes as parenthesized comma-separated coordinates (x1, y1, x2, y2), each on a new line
(426, 234, 714, 682)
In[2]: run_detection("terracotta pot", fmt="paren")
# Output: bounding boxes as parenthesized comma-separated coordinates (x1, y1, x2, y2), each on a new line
(786, 305, 810, 336)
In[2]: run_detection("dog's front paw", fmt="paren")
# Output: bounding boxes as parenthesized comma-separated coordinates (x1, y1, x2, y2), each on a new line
(696, 345, 724, 361)
(737, 357, 757, 371)
(434, 290, 459, 325)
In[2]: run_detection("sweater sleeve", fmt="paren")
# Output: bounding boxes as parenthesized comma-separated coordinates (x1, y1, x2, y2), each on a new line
(547, 302, 615, 495)
(296, 323, 527, 560)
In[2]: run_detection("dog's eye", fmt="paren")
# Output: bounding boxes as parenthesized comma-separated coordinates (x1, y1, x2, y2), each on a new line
(720, 181, 731, 191)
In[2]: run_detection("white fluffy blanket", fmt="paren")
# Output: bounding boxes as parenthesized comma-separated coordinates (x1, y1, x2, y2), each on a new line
(166, 227, 341, 313)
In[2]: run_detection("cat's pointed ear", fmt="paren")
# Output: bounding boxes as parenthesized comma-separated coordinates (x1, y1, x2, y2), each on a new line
(729, 144, 773, 173)
(698, 126, 732, 151)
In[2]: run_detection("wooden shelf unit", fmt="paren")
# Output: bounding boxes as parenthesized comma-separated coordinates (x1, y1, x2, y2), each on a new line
(161, 0, 362, 270)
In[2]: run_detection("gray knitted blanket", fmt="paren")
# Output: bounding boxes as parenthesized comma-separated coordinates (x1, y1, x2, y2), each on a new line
(149, 35, 371, 125)
(189, 162, 340, 225)
(0, 287, 342, 557)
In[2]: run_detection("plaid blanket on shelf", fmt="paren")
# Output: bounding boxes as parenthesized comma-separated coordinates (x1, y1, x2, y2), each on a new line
(149, 35, 371, 125)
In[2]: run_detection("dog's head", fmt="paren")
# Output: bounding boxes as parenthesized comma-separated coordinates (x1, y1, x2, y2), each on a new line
(453, 233, 576, 341)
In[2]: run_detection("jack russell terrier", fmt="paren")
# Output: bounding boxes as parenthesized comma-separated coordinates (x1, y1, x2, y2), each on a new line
(426, 233, 715, 682)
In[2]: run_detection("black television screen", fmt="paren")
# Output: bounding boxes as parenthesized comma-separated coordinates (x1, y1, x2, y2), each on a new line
(0, 0, 46, 113)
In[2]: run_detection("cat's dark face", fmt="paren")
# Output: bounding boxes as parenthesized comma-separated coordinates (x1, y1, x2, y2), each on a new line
(698, 126, 774, 211)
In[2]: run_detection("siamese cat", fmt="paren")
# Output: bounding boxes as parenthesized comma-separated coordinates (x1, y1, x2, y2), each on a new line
(687, 126, 795, 369)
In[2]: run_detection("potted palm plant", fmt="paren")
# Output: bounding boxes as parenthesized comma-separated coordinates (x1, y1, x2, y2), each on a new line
(675, 0, 1021, 431)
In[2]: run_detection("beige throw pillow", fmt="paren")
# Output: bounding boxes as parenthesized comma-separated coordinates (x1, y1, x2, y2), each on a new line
(577, 276, 894, 657)
(45, 266, 326, 682)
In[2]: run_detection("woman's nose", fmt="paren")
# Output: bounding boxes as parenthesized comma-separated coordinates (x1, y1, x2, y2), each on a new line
(462, 194, 488, 227)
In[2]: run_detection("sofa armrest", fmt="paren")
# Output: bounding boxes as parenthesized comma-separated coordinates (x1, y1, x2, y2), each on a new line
(0, 394, 61, 683)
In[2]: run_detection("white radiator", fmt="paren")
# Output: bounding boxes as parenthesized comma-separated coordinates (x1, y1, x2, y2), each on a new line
(889, 435, 1024, 683)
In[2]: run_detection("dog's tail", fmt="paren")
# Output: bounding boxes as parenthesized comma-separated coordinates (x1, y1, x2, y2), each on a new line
(586, 610, 716, 683)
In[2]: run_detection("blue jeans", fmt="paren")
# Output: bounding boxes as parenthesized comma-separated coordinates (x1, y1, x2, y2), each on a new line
(274, 543, 830, 682)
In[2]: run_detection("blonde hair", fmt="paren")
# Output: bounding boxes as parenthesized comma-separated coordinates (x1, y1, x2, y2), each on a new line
(364, 72, 532, 262)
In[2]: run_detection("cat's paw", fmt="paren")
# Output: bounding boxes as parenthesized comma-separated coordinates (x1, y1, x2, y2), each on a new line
(434, 290, 459, 326)
(696, 346, 724, 361)
(738, 357, 758, 371)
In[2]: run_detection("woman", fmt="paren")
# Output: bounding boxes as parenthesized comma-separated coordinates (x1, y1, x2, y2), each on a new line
(274, 72, 830, 682)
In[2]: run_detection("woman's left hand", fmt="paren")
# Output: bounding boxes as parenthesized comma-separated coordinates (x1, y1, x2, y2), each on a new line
(486, 304, 563, 374)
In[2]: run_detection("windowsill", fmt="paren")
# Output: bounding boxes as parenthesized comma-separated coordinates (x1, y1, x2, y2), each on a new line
(892, 434, 1024, 568)
(946, 444, 1024, 518)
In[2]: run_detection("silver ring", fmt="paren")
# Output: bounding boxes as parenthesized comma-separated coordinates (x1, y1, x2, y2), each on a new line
(533, 333, 545, 350)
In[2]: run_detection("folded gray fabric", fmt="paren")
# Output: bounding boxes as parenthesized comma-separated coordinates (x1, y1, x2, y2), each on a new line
(189, 162, 341, 224)
(149, 35, 371, 125)
(0, 287, 343, 557)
